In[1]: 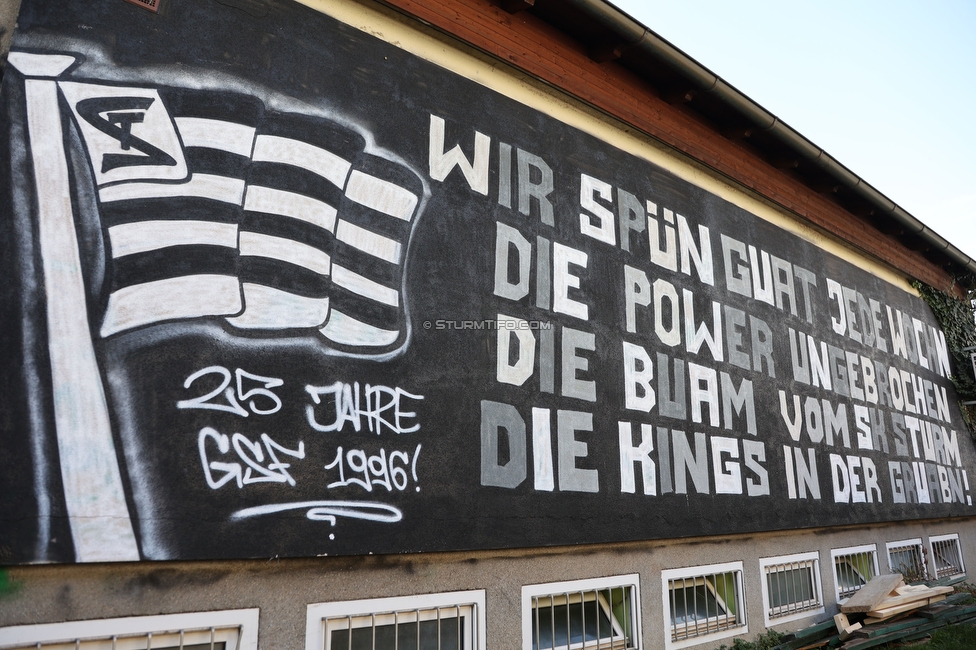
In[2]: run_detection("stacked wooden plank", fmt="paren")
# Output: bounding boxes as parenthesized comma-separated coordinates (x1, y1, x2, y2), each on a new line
(840, 574, 953, 624)
(771, 574, 974, 650)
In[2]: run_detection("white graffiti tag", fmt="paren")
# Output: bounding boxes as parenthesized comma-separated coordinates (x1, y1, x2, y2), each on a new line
(178, 366, 283, 417)
(198, 427, 305, 489)
(305, 381, 423, 434)
(324, 444, 422, 492)
(230, 501, 402, 525)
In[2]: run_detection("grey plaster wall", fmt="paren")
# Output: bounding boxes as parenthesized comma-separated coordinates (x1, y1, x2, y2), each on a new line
(3, 518, 976, 650)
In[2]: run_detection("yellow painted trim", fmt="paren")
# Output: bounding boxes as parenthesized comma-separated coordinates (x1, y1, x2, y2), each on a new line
(296, 0, 914, 293)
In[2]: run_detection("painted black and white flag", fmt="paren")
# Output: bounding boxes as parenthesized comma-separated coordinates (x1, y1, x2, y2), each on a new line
(16, 50, 425, 356)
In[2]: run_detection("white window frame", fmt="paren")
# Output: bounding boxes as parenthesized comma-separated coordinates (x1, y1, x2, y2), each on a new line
(661, 561, 747, 650)
(831, 543, 879, 604)
(886, 538, 926, 579)
(521, 574, 641, 650)
(0, 609, 259, 650)
(930, 533, 965, 579)
(305, 590, 486, 650)
(759, 552, 824, 627)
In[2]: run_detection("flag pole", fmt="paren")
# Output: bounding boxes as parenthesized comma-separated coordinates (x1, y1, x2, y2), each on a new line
(8, 52, 140, 562)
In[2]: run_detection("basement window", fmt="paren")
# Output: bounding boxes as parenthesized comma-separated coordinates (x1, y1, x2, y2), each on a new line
(886, 538, 927, 581)
(930, 534, 965, 579)
(521, 575, 640, 650)
(831, 544, 878, 602)
(759, 552, 824, 626)
(0, 609, 258, 650)
(306, 591, 485, 650)
(662, 562, 746, 649)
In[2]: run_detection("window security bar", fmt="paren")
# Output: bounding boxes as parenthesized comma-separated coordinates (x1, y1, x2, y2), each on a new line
(3, 625, 240, 650)
(322, 602, 478, 650)
(888, 544, 925, 579)
(834, 550, 876, 600)
(932, 537, 964, 578)
(764, 561, 819, 619)
(530, 586, 635, 650)
(668, 572, 742, 642)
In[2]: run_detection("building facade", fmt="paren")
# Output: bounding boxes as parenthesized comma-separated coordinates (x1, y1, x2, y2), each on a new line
(1, 0, 975, 649)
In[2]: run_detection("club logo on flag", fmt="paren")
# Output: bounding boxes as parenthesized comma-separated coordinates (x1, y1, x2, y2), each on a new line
(60, 82, 188, 185)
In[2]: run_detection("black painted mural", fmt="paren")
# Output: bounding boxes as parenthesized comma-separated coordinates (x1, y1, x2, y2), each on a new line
(1, 0, 973, 564)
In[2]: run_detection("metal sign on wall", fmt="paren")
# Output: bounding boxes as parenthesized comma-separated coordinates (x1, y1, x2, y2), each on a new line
(1, 0, 973, 564)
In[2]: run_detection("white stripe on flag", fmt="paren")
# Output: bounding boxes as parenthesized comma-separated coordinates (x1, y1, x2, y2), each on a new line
(100, 275, 243, 337)
(252, 134, 351, 189)
(332, 263, 399, 307)
(345, 169, 418, 221)
(320, 309, 399, 347)
(244, 185, 337, 232)
(98, 173, 246, 205)
(227, 283, 330, 330)
(174, 117, 256, 157)
(108, 220, 239, 258)
(335, 219, 402, 264)
(238, 231, 332, 276)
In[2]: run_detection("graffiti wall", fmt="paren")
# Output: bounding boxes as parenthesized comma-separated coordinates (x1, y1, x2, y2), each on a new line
(1, 0, 973, 564)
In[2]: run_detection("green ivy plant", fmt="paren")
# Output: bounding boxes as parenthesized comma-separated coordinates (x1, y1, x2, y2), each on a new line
(911, 278, 976, 436)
